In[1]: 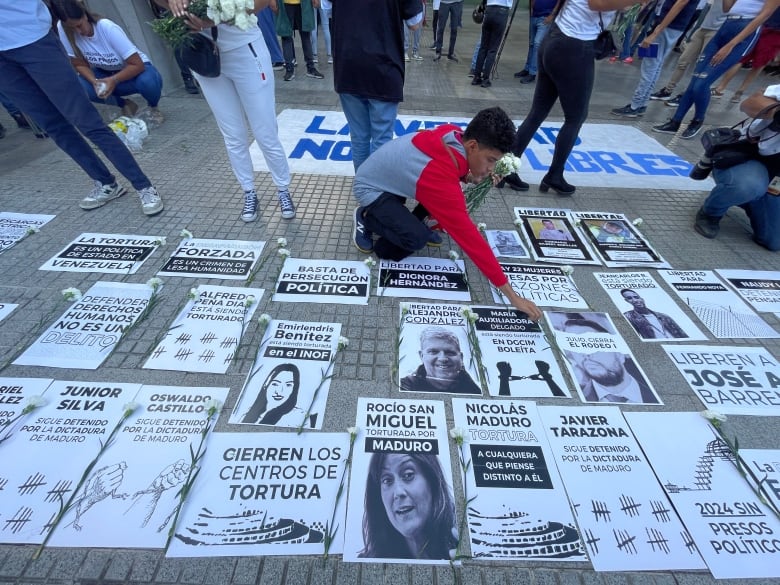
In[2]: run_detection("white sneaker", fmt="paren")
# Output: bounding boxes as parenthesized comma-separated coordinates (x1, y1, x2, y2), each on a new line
(138, 186, 164, 216)
(405, 52, 410, 62)
(327, 55, 333, 64)
(277, 188, 296, 219)
(313, 57, 319, 64)
(242, 189, 258, 222)
(412, 52, 424, 61)
(80, 180, 127, 210)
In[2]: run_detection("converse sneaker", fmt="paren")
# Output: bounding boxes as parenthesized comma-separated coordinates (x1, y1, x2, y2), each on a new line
(650, 87, 673, 100)
(306, 68, 325, 79)
(138, 186, 164, 216)
(412, 52, 423, 61)
(241, 189, 258, 222)
(277, 188, 296, 219)
(80, 180, 127, 210)
(353, 207, 374, 253)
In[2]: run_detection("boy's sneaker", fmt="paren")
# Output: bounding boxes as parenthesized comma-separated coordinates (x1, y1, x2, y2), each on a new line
(653, 119, 681, 134)
(277, 188, 296, 219)
(611, 104, 645, 118)
(353, 207, 373, 253)
(412, 52, 423, 61)
(138, 186, 164, 216)
(650, 87, 673, 100)
(427, 231, 443, 247)
(665, 94, 682, 107)
(306, 68, 324, 79)
(327, 55, 333, 64)
(405, 52, 410, 62)
(682, 119, 704, 139)
(241, 189, 258, 222)
(284, 69, 295, 81)
(80, 180, 127, 210)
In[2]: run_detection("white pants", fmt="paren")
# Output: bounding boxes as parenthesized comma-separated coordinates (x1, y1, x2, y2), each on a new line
(194, 42, 290, 191)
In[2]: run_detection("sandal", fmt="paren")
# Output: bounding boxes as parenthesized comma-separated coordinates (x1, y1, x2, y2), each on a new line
(710, 88, 725, 98)
(730, 90, 744, 103)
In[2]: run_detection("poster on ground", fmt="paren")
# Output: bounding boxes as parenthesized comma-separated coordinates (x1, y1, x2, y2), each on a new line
(662, 344, 780, 415)
(157, 238, 265, 280)
(625, 411, 780, 579)
(739, 449, 780, 516)
(39, 233, 161, 274)
(716, 269, 780, 314)
(398, 302, 482, 395)
(166, 431, 350, 558)
(0, 303, 18, 323)
(47, 385, 229, 549)
(657, 270, 778, 339)
(377, 257, 470, 301)
(0, 212, 55, 254)
(343, 397, 457, 564)
(492, 263, 588, 309)
(513, 208, 599, 265)
(273, 258, 370, 304)
(470, 306, 570, 398)
(451, 398, 583, 560)
(143, 285, 265, 374)
(230, 319, 342, 430)
(573, 212, 669, 268)
(0, 378, 54, 445)
(544, 311, 662, 405)
(539, 406, 706, 572)
(484, 230, 530, 259)
(594, 272, 706, 341)
(13, 282, 154, 370)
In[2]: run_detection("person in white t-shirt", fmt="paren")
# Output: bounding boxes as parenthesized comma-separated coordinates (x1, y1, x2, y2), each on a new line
(51, 0, 164, 125)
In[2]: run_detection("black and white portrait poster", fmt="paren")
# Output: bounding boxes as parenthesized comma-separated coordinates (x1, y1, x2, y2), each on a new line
(662, 344, 780, 415)
(594, 272, 706, 342)
(0, 377, 54, 444)
(273, 258, 370, 304)
(398, 303, 482, 395)
(657, 270, 778, 339)
(0, 380, 141, 544)
(513, 207, 599, 265)
(539, 406, 706, 572)
(573, 212, 670, 269)
(344, 397, 457, 564)
(144, 285, 265, 374)
(544, 311, 662, 405)
(157, 238, 265, 280)
(230, 319, 342, 430)
(716, 269, 780, 314)
(39, 233, 161, 274)
(484, 230, 530, 259)
(451, 398, 583, 560)
(0, 212, 55, 253)
(377, 257, 470, 302)
(47, 385, 229, 549)
(469, 306, 570, 398)
(166, 431, 350, 558)
(625, 411, 780, 579)
(14, 282, 154, 370)
(0, 303, 18, 323)
(739, 449, 780, 516)
(492, 263, 588, 309)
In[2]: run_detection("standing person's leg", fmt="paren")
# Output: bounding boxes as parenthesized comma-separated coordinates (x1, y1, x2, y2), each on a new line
(412, 20, 422, 58)
(311, 6, 318, 62)
(320, 6, 332, 61)
(435, 2, 451, 58)
(470, 40, 481, 74)
(665, 27, 712, 91)
(340, 93, 372, 171)
(714, 61, 743, 95)
(258, 6, 284, 64)
(630, 28, 682, 110)
(367, 98, 398, 157)
(521, 16, 538, 74)
(446, 1, 463, 59)
(473, 20, 492, 82)
(480, 7, 509, 84)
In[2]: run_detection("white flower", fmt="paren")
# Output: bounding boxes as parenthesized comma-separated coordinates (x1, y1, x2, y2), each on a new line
(146, 277, 163, 292)
(449, 427, 466, 445)
(188, 287, 199, 300)
(62, 287, 82, 301)
(477, 222, 487, 232)
(205, 399, 222, 415)
(560, 265, 574, 276)
(448, 250, 460, 261)
(278, 248, 290, 257)
(702, 410, 727, 423)
(180, 228, 193, 239)
(122, 401, 140, 416)
(245, 295, 256, 308)
(495, 153, 522, 176)
(258, 313, 272, 326)
(26, 226, 40, 235)
(347, 426, 358, 438)
(632, 217, 644, 227)
(364, 257, 376, 268)
(155, 236, 167, 246)
(338, 336, 349, 350)
(21, 395, 46, 414)
(513, 218, 523, 228)
(467, 311, 479, 323)
(277, 237, 288, 247)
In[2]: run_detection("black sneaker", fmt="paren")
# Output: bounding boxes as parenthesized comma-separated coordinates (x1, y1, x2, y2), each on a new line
(689, 161, 713, 181)
(498, 173, 529, 191)
(650, 87, 673, 100)
(447, 54, 459, 62)
(353, 207, 373, 253)
(471, 76, 482, 86)
(520, 74, 536, 84)
(427, 230, 443, 247)
(611, 104, 646, 118)
(272, 61, 285, 70)
(514, 69, 529, 78)
(284, 69, 295, 81)
(682, 119, 704, 139)
(306, 67, 324, 79)
(665, 94, 682, 107)
(694, 208, 721, 238)
(481, 79, 492, 88)
(653, 119, 681, 134)
(183, 76, 199, 94)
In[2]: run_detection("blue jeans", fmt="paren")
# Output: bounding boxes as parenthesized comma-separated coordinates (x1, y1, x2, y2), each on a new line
(78, 63, 163, 108)
(524, 16, 551, 75)
(339, 93, 398, 171)
(471, 40, 481, 71)
(0, 89, 20, 116)
(672, 17, 761, 122)
(258, 7, 283, 63)
(619, 22, 634, 60)
(631, 27, 682, 109)
(704, 160, 780, 251)
(404, 23, 421, 54)
(0, 30, 150, 189)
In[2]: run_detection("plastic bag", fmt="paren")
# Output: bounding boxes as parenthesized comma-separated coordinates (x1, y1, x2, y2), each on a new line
(109, 116, 148, 153)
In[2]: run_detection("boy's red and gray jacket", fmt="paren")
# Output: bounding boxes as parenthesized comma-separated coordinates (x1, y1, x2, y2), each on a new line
(353, 123, 508, 288)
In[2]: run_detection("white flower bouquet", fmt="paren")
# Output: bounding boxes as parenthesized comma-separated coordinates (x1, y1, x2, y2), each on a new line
(463, 153, 522, 213)
(151, 0, 258, 48)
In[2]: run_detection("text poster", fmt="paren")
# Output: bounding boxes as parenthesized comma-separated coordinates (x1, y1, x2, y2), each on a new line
(594, 272, 706, 342)
(0, 380, 140, 544)
(625, 411, 780, 579)
(452, 398, 583, 560)
(344, 397, 457, 564)
(470, 306, 570, 398)
(716, 269, 780, 314)
(377, 257, 470, 302)
(48, 385, 229, 549)
(230, 319, 342, 430)
(739, 449, 780, 516)
(539, 406, 706, 572)
(544, 311, 662, 405)
(0, 303, 18, 323)
(0, 378, 54, 445)
(39, 233, 161, 274)
(493, 263, 588, 309)
(484, 230, 530, 259)
(573, 212, 670, 269)
(144, 285, 264, 374)
(273, 258, 370, 304)
(662, 344, 780, 415)
(166, 431, 349, 558)
(513, 208, 599, 265)
(157, 238, 265, 280)
(14, 282, 153, 370)
(0, 212, 55, 253)
(398, 303, 482, 395)
(657, 270, 778, 339)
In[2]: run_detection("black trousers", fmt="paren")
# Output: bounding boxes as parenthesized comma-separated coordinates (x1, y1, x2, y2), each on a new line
(475, 5, 510, 79)
(362, 194, 431, 261)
